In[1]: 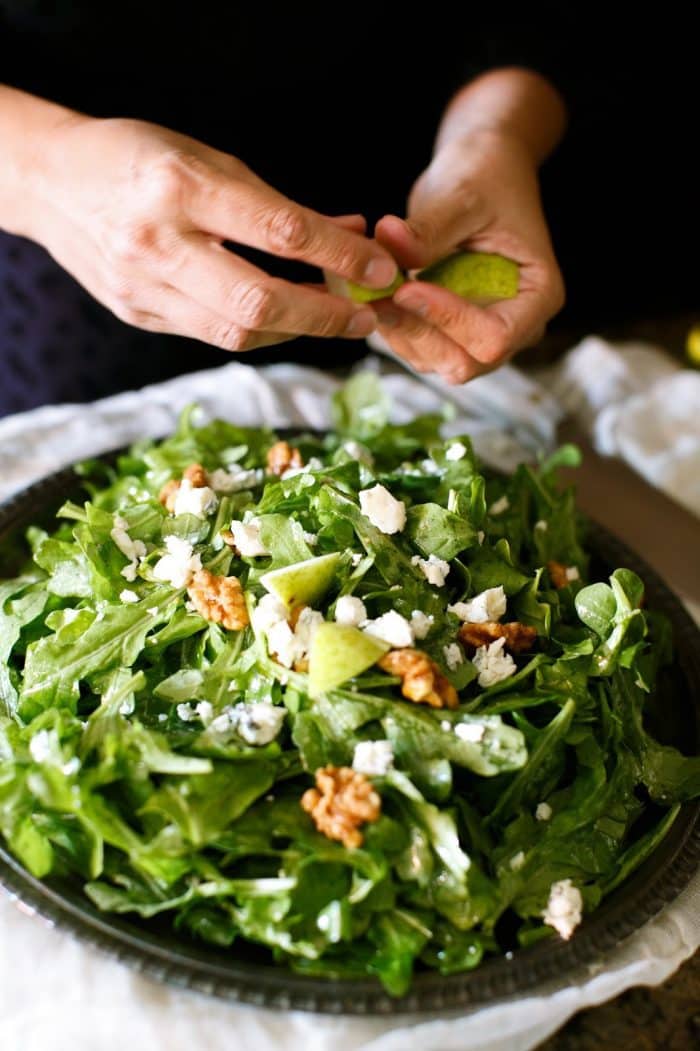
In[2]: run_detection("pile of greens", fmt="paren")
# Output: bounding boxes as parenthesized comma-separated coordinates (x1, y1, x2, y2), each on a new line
(1, 373, 699, 996)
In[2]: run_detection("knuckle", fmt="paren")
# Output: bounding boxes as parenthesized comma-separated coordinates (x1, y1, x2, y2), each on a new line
(143, 149, 196, 206)
(212, 321, 251, 352)
(110, 219, 160, 264)
(108, 300, 148, 327)
(263, 205, 311, 254)
(233, 282, 277, 329)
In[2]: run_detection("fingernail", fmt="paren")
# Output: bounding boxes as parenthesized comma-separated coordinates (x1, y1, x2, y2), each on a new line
(363, 257, 398, 288)
(374, 302, 401, 328)
(344, 308, 376, 338)
(396, 292, 429, 317)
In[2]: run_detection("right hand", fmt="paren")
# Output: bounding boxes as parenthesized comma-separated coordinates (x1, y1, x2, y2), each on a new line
(26, 116, 400, 350)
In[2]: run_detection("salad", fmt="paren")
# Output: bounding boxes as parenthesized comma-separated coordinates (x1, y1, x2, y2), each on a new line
(1, 373, 699, 997)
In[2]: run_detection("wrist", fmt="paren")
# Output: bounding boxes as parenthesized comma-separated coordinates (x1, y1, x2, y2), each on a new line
(0, 86, 87, 240)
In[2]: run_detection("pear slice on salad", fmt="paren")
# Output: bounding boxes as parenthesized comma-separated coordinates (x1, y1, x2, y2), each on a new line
(325, 250, 519, 305)
(308, 622, 390, 696)
(260, 552, 341, 609)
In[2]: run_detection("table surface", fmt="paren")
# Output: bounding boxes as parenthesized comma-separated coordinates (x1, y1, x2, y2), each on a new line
(538, 417, 700, 1049)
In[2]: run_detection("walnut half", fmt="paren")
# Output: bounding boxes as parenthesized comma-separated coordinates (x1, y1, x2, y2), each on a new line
(459, 620, 537, 654)
(301, 765, 381, 849)
(378, 648, 459, 709)
(186, 568, 249, 631)
(266, 440, 303, 476)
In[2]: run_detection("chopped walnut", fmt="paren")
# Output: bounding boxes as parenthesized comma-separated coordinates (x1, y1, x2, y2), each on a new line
(378, 648, 459, 709)
(301, 765, 381, 848)
(183, 462, 209, 488)
(459, 620, 537, 654)
(547, 560, 570, 589)
(158, 478, 180, 513)
(159, 463, 209, 513)
(220, 529, 236, 548)
(267, 440, 303, 476)
(186, 568, 249, 631)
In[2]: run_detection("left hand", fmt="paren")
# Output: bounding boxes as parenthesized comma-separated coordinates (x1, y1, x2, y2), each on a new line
(374, 128, 565, 384)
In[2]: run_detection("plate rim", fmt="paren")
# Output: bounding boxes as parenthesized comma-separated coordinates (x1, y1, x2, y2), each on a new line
(0, 448, 699, 1016)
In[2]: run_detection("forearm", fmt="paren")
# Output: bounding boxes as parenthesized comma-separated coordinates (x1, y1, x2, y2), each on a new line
(435, 67, 567, 166)
(0, 84, 80, 239)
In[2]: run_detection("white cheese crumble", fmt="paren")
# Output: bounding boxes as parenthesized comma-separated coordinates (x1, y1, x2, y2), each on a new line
(177, 702, 197, 722)
(565, 566, 580, 582)
(489, 495, 510, 515)
(229, 518, 269, 557)
(472, 637, 516, 687)
(363, 610, 414, 648)
(334, 594, 367, 627)
(61, 757, 81, 777)
(449, 585, 507, 624)
(454, 721, 485, 743)
(445, 441, 467, 461)
(343, 440, 374, 466)
(196, 701, 214, 725)
(233, 702, 286, 745)
(208, 466, 261, 492)
(257, 599, 323, 669)
(477, 530, 485, 545)
(510, 851, 526, 872)
(350, 552, 363, 567)
(358, 485, 406, 534)
(535, 802, 553, 821)
(146, 606, 159, 617)
(410, 610, 434, 640)
(152, 535, 202, 589)
(542, 879, 583, 940)
(118, 697, 135, 717)
(440, 720, 452, 732)
(443, 642, 464, 671)
(535, 519, 548, 531)
(352, 739, 394, 777)
(281, 456, 323, 480)
(119, 589, 139, 604)
(411, 553, 450, 587)
(173, 477, 218, 518)
(252, 593, 289, 633)
(303, 531, 318, 546)
(111, 516, 147, 581)
(420, 458, 441, 476)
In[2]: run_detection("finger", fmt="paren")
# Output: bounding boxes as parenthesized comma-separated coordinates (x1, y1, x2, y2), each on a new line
(376, 190, 482, 270)
(394, 281, 526, 365)
(373, 300, 481, 382)
(326, 214, 368, 235)
(136, 285, 298, 352)
(165, 235, 377, 339)
(186, 172, 398, 288)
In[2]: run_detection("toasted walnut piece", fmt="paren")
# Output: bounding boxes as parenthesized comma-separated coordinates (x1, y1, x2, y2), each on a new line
(186, 568, 249, 631)
(459, 620, 537, 654)
(547, 560, 570, 590)
(293, 657, 310, 673)
(267, 440, 303, 476)
(378, 648, 459, 710)
(183, 462, 209, 488)
(288, 603, 306, 630)
(301, 765, 381, 848)
(220, 529, 236, 548)
(158, 478, 180, 513)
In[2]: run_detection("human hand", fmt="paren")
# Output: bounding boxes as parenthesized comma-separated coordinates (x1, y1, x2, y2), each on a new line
(26, 117, 400, 350)
(374, 128, 565, 384)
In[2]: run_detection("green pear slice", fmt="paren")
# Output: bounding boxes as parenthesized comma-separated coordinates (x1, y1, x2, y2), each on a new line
(309, 622, 390, 696)
(326, 251, 518, 307)
(417, 251, 519, 306)
(325, 269, 405, 304)
(260, 552, 341, 609)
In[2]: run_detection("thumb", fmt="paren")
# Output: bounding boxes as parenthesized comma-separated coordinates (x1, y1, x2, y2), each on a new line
(376, 190, 479, 271)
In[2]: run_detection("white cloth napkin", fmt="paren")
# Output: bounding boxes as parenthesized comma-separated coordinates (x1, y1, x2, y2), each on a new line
(0, 355, 698, 1051)
(542, 335, 700, 517)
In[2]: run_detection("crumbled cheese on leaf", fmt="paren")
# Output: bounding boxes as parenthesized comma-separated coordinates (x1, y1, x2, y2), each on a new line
(152, 535, 202, 589)
(352, 739, 394, 776)
(230, 518, 269, 557)
(489, 495, 510, 515)
(535, 802, 553, 821)
(443, 642, 464, 671)
(119, 589, 139, 604)
(543, 879, 583, 940)
(358, 485, 406, 535)
(454, 721, 485, 743)
(173, 477, 217, 518)
(472, 637, 516, 687)
(334, 594, 367, 627)
(411, 553, 450, 587)
(445, 441, 467, 461)
(449, 586, 507, 624)
(410, 610, 434, 640)
(363, 610, 414, 648)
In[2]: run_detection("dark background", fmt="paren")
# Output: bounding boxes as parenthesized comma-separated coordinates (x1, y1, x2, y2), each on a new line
(0, 2, 697, 413)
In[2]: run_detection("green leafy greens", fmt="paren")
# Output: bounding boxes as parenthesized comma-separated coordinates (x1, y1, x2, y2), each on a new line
(1, 372, 698, 996)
